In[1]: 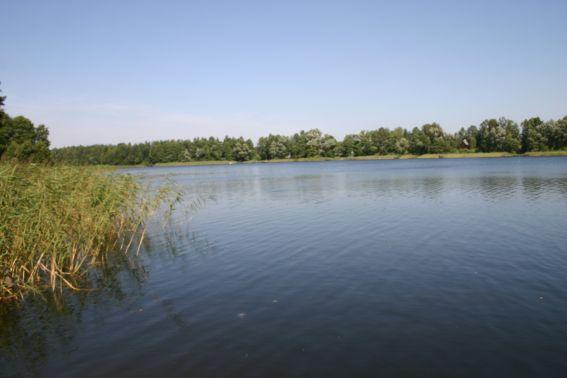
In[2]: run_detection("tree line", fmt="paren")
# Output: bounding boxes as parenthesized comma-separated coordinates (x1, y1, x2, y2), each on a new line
(0, 87, 51, 162)
(1, 86, 566, 165)
(51, 116, 567, 165)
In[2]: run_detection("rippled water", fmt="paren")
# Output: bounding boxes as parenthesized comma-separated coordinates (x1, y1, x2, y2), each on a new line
(2, 157, 567, 377)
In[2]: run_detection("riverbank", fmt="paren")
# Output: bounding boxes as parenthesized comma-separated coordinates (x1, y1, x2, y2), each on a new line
(0, 164, 176, 300)
(150, 151, 567, 168)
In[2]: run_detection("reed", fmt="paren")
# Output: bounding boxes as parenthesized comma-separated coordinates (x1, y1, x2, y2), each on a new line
(0, 163, 177, 300)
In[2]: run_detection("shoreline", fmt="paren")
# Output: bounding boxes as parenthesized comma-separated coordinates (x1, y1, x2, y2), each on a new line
(145, 151, 567, 168)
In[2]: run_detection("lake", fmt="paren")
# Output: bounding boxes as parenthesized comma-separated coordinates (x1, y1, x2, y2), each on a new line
(2, 157, 567, 377)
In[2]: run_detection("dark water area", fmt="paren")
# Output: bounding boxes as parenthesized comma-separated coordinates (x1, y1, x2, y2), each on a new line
(2, 157, 567, 377)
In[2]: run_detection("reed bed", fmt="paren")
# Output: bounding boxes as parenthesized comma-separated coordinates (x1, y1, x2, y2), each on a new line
(0, 163, 177, 300)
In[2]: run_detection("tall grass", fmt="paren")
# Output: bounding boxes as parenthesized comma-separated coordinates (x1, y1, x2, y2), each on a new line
(0, 163, 177, 300)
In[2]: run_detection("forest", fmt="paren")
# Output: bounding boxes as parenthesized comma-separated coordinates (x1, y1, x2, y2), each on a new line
(49, 116, 567, 165)
(0, 91, 50, 163)
(1, 87, 566, 165)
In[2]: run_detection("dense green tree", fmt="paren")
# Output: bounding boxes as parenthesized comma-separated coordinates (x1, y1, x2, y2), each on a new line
(339, 134, 362, 157)
(339, 132, 375, 157)
(521, 117, 547, 152)
(0, 115, 51, 162)
(543, 118, 567, 150)
(477, 118, 521, 153)
(319, 133, 338, 157)
(49, 114, 567, 166)
(288, 131, 306, 158)
(257, 134, 289, 160)
(555, 117, 567, 149)
(368, 128, 391, 154)
(408, 127, 429, 154)
(341, 127, 411, 156)
(421, 123, 452, 153)
(222, 136, 236, 160)
(0, 85, 5, 108)
(456, 126, 478, 150)
(389, 127, 410, 154)
(304, 129, 324, 157)
(0, 86, 51, 162)
(232, 138, 256, 161)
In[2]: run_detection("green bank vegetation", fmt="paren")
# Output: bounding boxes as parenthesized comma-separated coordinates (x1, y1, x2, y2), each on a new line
(0, 86, 181, 300)
(524, 150, 567, 157)
(0, 164, 178, 300)
(51, 117, 567, 166)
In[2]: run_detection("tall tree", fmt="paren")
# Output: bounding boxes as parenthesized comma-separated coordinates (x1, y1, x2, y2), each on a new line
(0, 85, 51, 162)
(521, 117, 546, 152)
(477, 118, 521, 153)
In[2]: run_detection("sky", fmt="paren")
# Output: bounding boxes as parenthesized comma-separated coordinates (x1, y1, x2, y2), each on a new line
(1, 0, 566, 147)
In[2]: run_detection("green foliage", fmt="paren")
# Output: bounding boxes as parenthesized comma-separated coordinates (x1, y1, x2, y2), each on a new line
(0, 163, 179, 300)
(521, 117, 567, 152)
(1, 83, 561, 166)
(231, 137, 256, 161)
(0, 85, 5, 108)
(456, 126, 478, 150)
(3, 83, 567, 165)
(51, 115, 567, 165)
(521, 117, 546, 152)
(477, 118, 521, 153)
(257, 134, 290, 160)
(0, 88, 51, 163)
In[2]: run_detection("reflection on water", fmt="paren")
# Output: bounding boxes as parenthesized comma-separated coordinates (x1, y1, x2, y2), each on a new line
(0, 248, 148, 377)
(2, 157, 567, 378)
(0, 219, 196, 377)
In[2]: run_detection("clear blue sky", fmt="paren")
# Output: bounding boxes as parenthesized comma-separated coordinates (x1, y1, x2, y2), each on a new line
(1, 0, 566, 147)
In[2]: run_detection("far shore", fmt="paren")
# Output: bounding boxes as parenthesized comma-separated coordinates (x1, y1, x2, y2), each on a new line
(142, 150, 567, 168)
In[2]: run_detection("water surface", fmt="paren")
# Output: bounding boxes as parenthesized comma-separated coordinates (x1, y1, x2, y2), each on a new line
(2, 157, 567, 377)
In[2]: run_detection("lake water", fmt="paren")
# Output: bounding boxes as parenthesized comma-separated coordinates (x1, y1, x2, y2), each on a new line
(2, 157, 567, 377)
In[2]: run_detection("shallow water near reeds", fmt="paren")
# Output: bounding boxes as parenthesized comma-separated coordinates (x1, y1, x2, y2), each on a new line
(2, 157, 567, 377)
